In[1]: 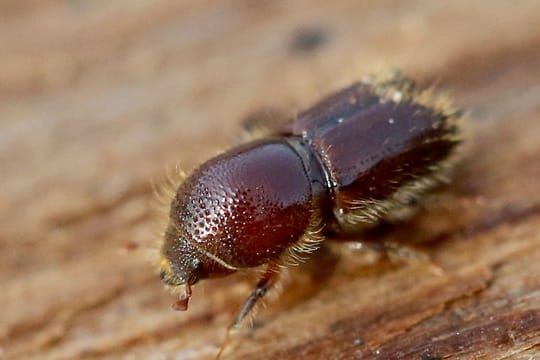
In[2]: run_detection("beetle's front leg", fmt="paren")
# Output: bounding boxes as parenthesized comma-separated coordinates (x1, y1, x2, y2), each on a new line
(217, 263, 280, 359)
(232, 262, 280, 327)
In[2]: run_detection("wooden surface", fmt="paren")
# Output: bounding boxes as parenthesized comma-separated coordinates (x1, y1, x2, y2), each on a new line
(1, 1, 540, 359)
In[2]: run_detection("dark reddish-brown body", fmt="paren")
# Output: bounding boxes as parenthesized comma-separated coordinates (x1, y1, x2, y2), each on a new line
(159, 74, 463, 319)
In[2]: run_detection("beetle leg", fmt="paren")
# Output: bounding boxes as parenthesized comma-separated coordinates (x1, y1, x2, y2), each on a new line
(331, 237, 444, 275)
(232, 263, 279, 327)
(239, 107, 291, 142)
(382, 240, 444, 275)
(217, 264, 279, 359)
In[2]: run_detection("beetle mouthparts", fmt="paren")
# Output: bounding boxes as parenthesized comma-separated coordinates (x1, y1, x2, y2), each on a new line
(171, 284, 192, 311)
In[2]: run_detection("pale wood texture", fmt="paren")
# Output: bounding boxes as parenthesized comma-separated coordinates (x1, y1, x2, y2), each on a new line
(1, 1, 540, 359)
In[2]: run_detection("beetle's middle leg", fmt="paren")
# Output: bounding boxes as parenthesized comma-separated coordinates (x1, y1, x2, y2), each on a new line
(330, 235, 444, 276)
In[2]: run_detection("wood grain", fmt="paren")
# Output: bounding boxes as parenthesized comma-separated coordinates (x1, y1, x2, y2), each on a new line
(1, 1, 540, 359)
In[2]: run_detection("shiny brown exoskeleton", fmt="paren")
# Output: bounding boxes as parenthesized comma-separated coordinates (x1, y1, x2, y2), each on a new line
(158, 73, 464, 327)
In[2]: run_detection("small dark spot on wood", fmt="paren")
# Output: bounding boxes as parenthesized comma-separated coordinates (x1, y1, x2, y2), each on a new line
(421, 355, 442, 360)
(290, 26, 330, 53)
(123, 241, 140, 252)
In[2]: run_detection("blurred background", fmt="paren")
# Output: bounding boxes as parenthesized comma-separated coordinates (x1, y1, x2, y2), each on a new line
(1, 1, 540, 359)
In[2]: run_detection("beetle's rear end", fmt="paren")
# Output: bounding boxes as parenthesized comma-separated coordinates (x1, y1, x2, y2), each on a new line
(280, 73, 465, 233)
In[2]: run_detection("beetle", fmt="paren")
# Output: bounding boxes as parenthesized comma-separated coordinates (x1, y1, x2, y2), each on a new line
(157, 72, 465, 328)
